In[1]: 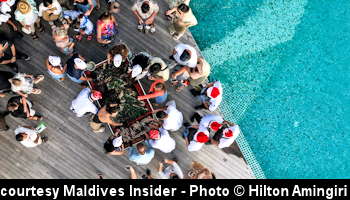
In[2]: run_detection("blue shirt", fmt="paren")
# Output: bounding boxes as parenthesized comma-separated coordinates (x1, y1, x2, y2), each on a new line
(66, 54, 83, 79)
(128, 142, 155, 165)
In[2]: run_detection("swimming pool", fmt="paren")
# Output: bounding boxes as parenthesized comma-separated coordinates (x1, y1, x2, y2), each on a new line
(190, 0, 350, 178)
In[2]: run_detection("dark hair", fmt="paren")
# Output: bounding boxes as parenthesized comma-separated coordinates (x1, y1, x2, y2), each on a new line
(180, 50, 191, 62)
(178, 3, 189, 13)
(170, 174, 180, 179)
(78, 14, 84, 20)
(15, 133, 24, 141)
(132, 54, 150, 69)
(137, 143, 146, 154)
(149, 63, 162, 74)
(43, 0, 53, 7)
(99, 12, 112, 21)
(141, 3, 150, 13)
(156, 111, 167, 119)
(104, 140, 114, 153)
(106, 105, 119, 114)
(7, 102, 18, 110)
(155, 82, 165, 90)
(109, 44, 129, 60)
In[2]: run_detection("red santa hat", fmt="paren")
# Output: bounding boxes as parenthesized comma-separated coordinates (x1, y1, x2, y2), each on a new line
(195, 131, 209, 143)
(91, 91, 103, 100)
(149, 129, 160, 140)
(223, 128, 234, 138)
(206, 87, 220, 99)
(209, 121, 222, 131)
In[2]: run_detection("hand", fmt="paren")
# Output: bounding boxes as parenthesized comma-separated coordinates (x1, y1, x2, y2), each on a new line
(10, 57, 16, 63)
(145, 18, 153, 25)
(13, 26, 18, 31)
(138, 19, 144, 24)
(25, 25, 31, 29)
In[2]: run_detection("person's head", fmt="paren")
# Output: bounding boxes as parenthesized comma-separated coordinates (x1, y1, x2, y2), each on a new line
(178, 3, 190, 13)
(155, 111, 168, 120)
(17, 1, 31, 14)
(108, 2, 120, 14)
(10, 78, 22, 86)
(106, 105, 119, 117)
(77, 14, 85, 22)
(7, 102, 19, 112)
(48, 56, 61, 67)
(209, 121, 222, 132)
(74, 58, 87, 70)
(154, 82, 165, 91)
(148, 129, 160, 140)
(43, 0, 53, 7)
(137, 143, 146, 155)
(109, 44, 129, 61)
(169, 173, 180, 179)
(141, 1, 150, 14)
(180, 50, 191, 62)
(15, 133, 27, 141)
(149, 63, 162, 74)
(104, 140, 114, 153)
(99, 12, 112, 22)
(90, 90, 103, 101)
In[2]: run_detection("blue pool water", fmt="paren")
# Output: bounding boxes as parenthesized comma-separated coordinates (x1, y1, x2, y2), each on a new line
(190, 0, 350, 178)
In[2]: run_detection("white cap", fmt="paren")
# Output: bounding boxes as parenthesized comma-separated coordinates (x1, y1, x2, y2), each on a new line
(112, 136, 123, 147)
(48, 56, 61, 67)
(131, 64, 142, 78)
(0, 13, 10, 24)
(74, 58, 87, 70)
(113, 54, 122, 68)
(0, 3, 11, 14)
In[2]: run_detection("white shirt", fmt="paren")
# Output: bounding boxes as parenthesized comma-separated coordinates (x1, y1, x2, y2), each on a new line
(148, 128, 176, 153)
(38, 0, 62, 17)
(218, 125, 240, 149)
(208, 81, 223, 111)
(15, 127, 39, 148)
(159, 162, 184, 179)
(70, 88, 98, 117)
(199, 114, 224, 129)
(187, 127, 209, 152)
(162, 100, 183, 131)
(173, 43, 198, 68)
(132, 0, 159, 20)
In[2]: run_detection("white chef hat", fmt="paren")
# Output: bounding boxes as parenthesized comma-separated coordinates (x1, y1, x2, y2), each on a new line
(131, 64, 142, 78)
(112, 136, 123, 147)
(113, 54, 122, 68)
(48, 56, 61, 67)
(74, 58, 87, 70)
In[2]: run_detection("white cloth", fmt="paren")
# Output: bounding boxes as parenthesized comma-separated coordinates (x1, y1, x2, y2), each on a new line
(11, 73, 34, 94)
(70, 88, 98, 117)
(14, 0, 39, 26)
(112, 136, 123, 147)
(0, 13, 10, 25)
(132, 0, 159, 20)
(199, 114, 224, 129)
(63, 10, 81, 20)
(173, 43, 198, 68)
(159, 162, 184, 179)
(187, 127, 208, 152)
(79, 16, 94, 35)
(218, 125, 240, 149)
(74, 58, 87, 70)
(38, 0, 62, 17)
(15, 126, 39, 148)
(0, 1, 12, 14)
(207, 81, 223, 111)
(48, 56, 61, 67)
(148, 128, 176, 153)
(162, 100, 183, 131)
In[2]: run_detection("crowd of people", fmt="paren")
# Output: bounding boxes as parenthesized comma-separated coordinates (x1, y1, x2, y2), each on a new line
(0, 0, 240, 179)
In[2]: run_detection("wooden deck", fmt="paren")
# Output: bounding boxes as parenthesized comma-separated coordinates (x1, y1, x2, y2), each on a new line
(0, 0, 254, 179)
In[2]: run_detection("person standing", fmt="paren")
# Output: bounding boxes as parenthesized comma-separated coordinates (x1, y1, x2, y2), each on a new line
(90, 104, 123, 133)
(74, 0, 99, 16)
(14, 0, 43, 40)
(0, 38, 30, 73)
(155, 100, 183, 132)
(166, 3, 197, 40)
(104, 132, 126, 156)
(75, 14, 94, 41)
(147, 128, 176, 153)
(147, 57, 169, 81)
(65, 53, 91, 83)
(52, 21, 75, 55)
(46, 55, 66, 81)
(70, 88, 102, 117)
(170, 43, 198, 68)
(7, 96, 42, 120)
(194, 81, 223, 111)
(96, 12, 118, 46)
(211, 123, 240, 149)
(128, 142, 155, 165)
(158, 159, 184, 179)
(137, 79, 167, 104)
(183, 125, 209, 152)
(14, 126, 48, 148)
(9, 73, 44, 97)
(38, 0, 63, 27)
(131, 0, 159, 33)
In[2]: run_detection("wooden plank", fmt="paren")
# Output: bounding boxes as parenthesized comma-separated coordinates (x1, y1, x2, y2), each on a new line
(0, 0, 254, 179)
